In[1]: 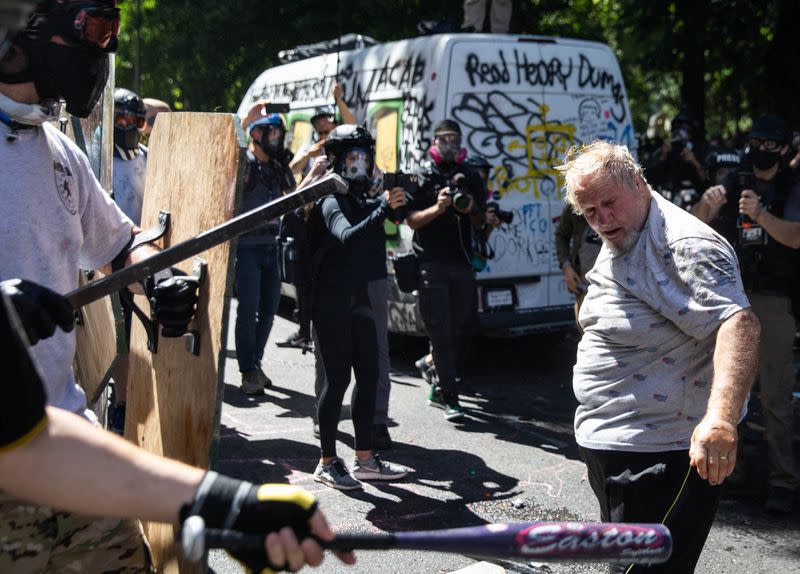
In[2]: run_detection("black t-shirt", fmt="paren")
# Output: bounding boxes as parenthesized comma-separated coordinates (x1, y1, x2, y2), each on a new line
(715, 169, 800, 293)
(309, 193, 389, 290)
(0, 294, 48, 452)
(406, 162, 485, 265)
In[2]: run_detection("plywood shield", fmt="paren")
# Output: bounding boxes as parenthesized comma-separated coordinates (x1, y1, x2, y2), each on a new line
(73, 271, 125, 406)
(125, 112, 245, 572)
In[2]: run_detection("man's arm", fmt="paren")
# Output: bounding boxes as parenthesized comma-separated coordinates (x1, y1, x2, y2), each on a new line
(689, 308, 760, 485)
(332, 81, 356, 125)
(740, 190, 800, 248)
(0, 407, 352, 570)
(406, 188, 452, 230)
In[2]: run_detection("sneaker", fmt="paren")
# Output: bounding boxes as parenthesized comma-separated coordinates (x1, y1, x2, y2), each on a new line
(108, 402, 126, 435)
(765, 486, 795, 514)
(241, 370, 264, 395)
(442, 393, 465, 421)
(313, 458, 362, 490)
(373, 423, 393, 450)
(428, 385, 446, 408)
(415, 356, 436, 386)
(352, 453, 408, 481)
(255, 367, 272, 388)
(276, 330, 311, 349)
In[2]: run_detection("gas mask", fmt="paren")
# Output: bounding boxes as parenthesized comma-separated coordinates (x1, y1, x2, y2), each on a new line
(340, 147, 372, 194)
(113, 111, 145, 151)
(430, 133, 467, 166)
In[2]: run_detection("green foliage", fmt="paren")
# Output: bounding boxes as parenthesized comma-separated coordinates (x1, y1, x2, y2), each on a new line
(115, 0, 797, 140)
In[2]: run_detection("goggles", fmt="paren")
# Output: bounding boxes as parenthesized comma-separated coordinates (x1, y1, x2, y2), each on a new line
(67, 3, 120, 50)
(114, 111, 146, 129)
(748, 137, 781, 152)
(435, 133, 462, 147)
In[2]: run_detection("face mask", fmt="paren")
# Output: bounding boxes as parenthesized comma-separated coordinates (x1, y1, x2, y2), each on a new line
(747, 146, 781, 171)
(31, 42, 108, 118)
(114, 125, 139, 150)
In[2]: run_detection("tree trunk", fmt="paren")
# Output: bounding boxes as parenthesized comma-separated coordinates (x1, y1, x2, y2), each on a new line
(677, 0, 708, 145)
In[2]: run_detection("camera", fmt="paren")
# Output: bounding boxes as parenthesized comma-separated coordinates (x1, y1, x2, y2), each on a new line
(735, 170, 766, 247)
(383, 171, 419, 194)
(444, 188, 472, 211)
(486, 201, 514, 225)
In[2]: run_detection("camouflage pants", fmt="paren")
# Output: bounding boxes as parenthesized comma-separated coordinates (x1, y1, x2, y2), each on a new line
(0, 492, 154, 574)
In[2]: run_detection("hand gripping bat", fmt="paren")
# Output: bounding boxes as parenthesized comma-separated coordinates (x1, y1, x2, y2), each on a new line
(181, 516, 672, 565)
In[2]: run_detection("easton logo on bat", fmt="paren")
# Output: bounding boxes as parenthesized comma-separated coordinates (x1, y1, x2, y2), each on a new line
(516, 523, 666, 558)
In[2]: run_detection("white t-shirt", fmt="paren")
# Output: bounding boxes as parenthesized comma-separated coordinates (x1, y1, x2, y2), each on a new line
(112, 145, 147, 225)
(573, 193, 750, 452)
(0, 121, 133, 415)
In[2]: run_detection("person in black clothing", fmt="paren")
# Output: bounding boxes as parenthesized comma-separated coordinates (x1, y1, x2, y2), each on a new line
(645, 110, 707, 210)
(309, 125, 409, 490)
(406, 119, 494, 421)
(692, 114, 800, 514)
(236, 105, 296, 395)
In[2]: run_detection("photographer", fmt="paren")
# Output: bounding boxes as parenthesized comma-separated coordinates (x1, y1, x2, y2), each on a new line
(406, 120, 496, 422)
(308, 125, 409, 490)
(645, 110, 707, 209)
(694, 115, 800, 513)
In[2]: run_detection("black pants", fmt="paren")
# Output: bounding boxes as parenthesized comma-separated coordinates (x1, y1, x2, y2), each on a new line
(295, 279, 312, 339)
(417, 261, 477, 395)
(579, 446, 721, 573)
(313, 283, 377, 458)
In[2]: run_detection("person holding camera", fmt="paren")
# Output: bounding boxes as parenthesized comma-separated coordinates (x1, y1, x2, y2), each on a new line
(691, 115, 800, 513)
(308, 125, 409, 490)
(405, 120, 496, 421)
(645, 110, 707, 209)
(235, 105, 297, 395)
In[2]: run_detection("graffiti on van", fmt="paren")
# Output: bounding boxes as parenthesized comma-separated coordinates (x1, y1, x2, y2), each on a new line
(451, 90, 633, 199)
(486, 203, 554, 270)
(462, 49, 627, 122)
(339, 54, 427, 110)
(400, 91, 434, 169)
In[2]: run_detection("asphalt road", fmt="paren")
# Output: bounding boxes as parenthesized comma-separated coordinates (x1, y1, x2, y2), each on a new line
(208, 300, 799, 573)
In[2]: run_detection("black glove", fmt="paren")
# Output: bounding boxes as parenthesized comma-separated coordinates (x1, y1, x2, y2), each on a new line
(181, 472, 318, 573)
(0, 279, 74, 345)
(143, 267, 199, 337)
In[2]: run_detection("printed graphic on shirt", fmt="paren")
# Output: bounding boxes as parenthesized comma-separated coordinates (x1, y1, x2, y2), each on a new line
(53, 161, 78, 215)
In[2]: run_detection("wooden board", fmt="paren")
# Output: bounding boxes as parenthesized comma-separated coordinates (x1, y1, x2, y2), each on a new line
(125, 112, 246, 572)
(73, 271, 125, 406)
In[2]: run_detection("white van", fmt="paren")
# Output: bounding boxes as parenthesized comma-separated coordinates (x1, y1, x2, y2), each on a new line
(239, 33, 636, 336)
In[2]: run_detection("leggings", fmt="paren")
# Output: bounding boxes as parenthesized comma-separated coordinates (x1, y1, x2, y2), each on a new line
(313, 283, 378, 458)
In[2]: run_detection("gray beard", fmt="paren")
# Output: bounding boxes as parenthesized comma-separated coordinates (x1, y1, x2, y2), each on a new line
(605, 228, 641, 256)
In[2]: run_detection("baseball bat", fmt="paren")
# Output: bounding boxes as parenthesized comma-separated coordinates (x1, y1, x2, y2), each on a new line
(181, 516, 671, 564)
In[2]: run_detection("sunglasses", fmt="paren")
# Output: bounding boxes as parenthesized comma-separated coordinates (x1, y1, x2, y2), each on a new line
(70, 4, 121, 50)
(748, 138, 781, 152)
(115, 112, 146, 130)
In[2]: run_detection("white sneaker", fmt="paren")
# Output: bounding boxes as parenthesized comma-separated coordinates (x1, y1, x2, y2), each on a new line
(313, 458, 363, 490)
(352, 454, 409, 481)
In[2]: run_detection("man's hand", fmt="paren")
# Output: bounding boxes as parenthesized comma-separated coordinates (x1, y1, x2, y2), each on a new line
(143, 268, 199, 337)
(0, 279, 74, 345)
(241, 100, 274, 132)
(562, 264, 581, 295)
(308, 155, 329, 179)
(485, 206, 502, 229)
(307, 139, 326, 159)
(185, 474, 355, 572)
(689, 417, 738, 486)
(739, 189, 764, 221)
(436, 188, 454, 213)
(332, 81, 344, 103)
(700, 185, 727, 209)
(384, 187, 407, 210)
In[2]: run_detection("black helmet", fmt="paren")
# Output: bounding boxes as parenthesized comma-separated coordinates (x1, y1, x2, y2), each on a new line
(464, 155, 491, 171)
(113, 87, 145, 151)
(0, 0, 36, 60)
(324, 124, 375, 192)
(748, 114, 788, 145)
(114, 87, 146, 117)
